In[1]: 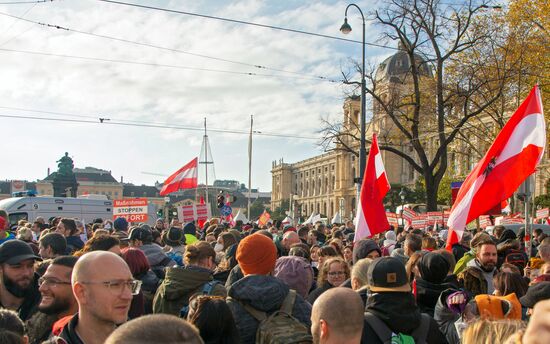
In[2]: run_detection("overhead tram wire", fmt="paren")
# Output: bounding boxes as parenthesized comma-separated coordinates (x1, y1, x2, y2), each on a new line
(0, 113, 319, 140)
(96, 0, 397, 51)
(0, 0, 52, 4)
(0, 11, 339, 82)
(0, 47, 339, 83)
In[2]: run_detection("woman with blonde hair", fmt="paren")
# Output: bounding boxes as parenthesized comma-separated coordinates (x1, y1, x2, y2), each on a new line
(462, 319, 525, 344)
(307, 256, 350, 304)
(351, 258, 372, 306)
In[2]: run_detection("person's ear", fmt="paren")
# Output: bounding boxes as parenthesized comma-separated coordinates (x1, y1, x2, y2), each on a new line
(73, 283, 87, 305)
(320, 319, 329, 340)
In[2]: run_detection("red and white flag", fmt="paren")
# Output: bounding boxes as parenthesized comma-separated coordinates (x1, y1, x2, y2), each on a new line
(354, 134, 391, 242)
(159, 158, 199, 196)
(447, 85, 546, 249)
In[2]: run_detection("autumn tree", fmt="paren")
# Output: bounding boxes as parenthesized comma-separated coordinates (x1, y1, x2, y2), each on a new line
(322, 0, 516, 211)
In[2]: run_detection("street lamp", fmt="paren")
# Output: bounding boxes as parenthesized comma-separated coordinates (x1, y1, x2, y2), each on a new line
(399, 188, 406, 227)
(340, 4, 367, 199)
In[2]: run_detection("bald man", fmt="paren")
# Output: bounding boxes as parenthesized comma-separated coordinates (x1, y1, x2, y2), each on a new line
(311, 287, 364, 344)
(59, 251, 137, 344)
(279, 231, 301, 256)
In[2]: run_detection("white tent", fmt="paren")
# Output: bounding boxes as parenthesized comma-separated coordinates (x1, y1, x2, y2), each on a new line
(233, 210, 249, 224)
(331, 212, 342, 224)
(302, 212, 315, 225)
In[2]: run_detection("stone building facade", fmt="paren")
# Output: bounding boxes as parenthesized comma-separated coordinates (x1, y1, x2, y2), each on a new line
(272, 45, 549, 223)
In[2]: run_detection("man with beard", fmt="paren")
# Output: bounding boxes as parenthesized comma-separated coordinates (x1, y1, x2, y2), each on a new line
(0, 240, 41, 321)
(458, 239, 498, 295)
(26, 256, 78, 344)
(59, 251, 135, 344)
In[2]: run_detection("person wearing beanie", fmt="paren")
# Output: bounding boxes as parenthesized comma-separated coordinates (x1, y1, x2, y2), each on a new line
(414, 252, 452, 317)
(352, 239, 381, 265)
(226, 234, 312, 344)
(163, 227, 186, 266)
(183, 222, 198, 245)
(274, 256, 314, 298)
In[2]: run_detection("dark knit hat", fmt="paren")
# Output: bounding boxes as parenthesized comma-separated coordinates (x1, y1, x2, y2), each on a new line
(353, 239, 382, 264)
(520, 282, 550, 308)
(418, 252, 450, 284)
(274, 256, 313, 298)
(183, 222, 196, 236)
(113, 217, 128, 232)
(237, 233, 277, 276)
(163, 227, 186, 247)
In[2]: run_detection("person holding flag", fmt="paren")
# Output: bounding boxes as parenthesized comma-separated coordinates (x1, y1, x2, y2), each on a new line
(447, 85, 546, 249)
(354, 133, 391, 242)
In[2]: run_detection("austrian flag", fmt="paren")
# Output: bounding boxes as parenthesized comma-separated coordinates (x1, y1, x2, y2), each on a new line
(354, 134, 391, 242)
(447, 85, 546, 248)
(159, 158, 199, 196)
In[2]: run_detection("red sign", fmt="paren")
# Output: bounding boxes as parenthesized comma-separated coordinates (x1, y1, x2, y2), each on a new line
(479, 215, 492, 229)
(113, 198, 148, 223)
(179, 205, 195, 223)
(536, 208, 549, 220)
(402, 208, 417, 220)
(386, 212, 398, 227)
(411, 214, 428, 228)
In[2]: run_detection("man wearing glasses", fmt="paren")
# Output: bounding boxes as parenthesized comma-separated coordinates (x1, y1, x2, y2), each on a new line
(59, 251, 139, 344)
(27, 256, 79, 343)
(0, 239, 41, 321)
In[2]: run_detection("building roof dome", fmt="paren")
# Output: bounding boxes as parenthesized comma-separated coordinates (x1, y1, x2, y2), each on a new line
(375, 41, 433, 83)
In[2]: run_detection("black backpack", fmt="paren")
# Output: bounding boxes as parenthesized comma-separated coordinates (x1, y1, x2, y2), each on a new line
(364, 312, 430, 344)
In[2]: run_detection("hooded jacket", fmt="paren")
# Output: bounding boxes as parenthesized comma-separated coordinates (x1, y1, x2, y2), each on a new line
(139, 243, 176, 278)
(361, 292, 447, 344)
(227, 274, 312, 344)
(457, 259, 497, 296)
(152, 265, 226, 316)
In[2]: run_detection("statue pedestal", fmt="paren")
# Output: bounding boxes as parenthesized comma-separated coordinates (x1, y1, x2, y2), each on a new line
(52, 175, 78, 197)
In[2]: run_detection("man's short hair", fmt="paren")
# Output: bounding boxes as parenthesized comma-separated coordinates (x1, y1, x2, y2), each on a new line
(405, 234, 422, 252)
(298, 227, 309, 238)
(51, 255, 79, 269)
(40, 233, 67, 255)
(476, 238, 497, 250)
(312, 288, 364, 340)
(105, 314, 203, 344)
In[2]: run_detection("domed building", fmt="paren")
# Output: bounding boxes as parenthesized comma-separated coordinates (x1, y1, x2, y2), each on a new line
(271, 43, 434, 222)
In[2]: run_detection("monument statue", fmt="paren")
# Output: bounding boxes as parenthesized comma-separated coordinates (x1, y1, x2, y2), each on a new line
(52, 152, 78, 197)
(56, 152, 74, 176)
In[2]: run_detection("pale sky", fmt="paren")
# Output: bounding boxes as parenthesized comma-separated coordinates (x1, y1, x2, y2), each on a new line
(0, 0, 396, 192)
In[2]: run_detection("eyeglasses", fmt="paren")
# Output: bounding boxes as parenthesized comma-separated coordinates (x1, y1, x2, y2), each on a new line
(38, 277, 71, 288)
(79, 279, 142, 295)
(327, 271, 346, 277)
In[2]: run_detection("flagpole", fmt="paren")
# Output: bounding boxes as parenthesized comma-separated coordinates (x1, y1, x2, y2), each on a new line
(204, 118, 209, 208)
(247, 115, 253, 222)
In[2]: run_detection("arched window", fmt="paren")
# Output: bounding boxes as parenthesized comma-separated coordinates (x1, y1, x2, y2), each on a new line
(312, 180, 315, 196)
(351, 167, 356, 186)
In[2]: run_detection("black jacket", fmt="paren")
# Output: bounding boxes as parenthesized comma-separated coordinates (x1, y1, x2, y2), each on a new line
(416, 278, 452, 317)
(306, 281, 333, 304)
(227, 275, 311, 344)
(360, 292, 448, 344)
(58, 314, 84, 344)
(0, 274, 41, 321)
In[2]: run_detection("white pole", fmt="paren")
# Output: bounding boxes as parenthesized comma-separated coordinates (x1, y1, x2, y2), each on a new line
(247, 115, 253, 221)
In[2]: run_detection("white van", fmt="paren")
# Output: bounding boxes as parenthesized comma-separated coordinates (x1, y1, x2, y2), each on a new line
(0, 196, 115, 226)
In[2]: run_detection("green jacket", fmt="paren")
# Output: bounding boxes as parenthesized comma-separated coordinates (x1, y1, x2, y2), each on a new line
(152, 265, 226, 316)
(453, 251, 475, 275)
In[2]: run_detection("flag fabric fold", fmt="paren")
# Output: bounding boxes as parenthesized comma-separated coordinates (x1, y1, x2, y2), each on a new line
(159, 158, 199, 196)
(447, 85, 546, 249)
(354, 133, 391, 242)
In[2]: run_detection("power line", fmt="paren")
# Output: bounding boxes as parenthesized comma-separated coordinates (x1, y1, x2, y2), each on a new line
(0, 0, 52, 4)
(0, 112, 319, 140)
(0, 11, 339, 82)
(0, 47, 339, 83)
(96, 0, 397, 51)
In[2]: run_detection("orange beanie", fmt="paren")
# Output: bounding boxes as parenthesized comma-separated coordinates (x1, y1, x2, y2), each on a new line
(237, 233, 277, 276)
(475, 293, 522, 320)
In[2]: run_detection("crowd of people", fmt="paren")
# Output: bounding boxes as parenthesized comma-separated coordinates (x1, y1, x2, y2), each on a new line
(0, 207, 550, 344)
